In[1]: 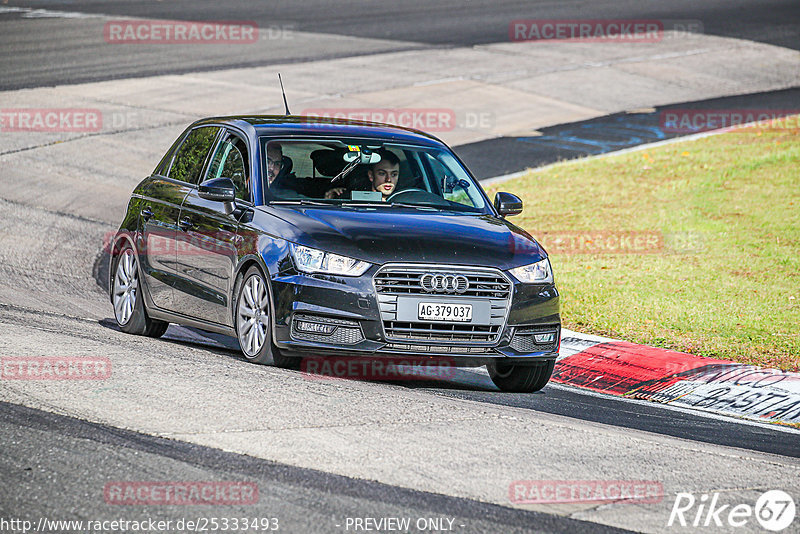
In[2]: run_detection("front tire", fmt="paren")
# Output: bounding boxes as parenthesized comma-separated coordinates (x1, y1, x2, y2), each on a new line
(234, 266, 299, 369)
(488, 359, 555, 393)
(111, 244, 169, 338)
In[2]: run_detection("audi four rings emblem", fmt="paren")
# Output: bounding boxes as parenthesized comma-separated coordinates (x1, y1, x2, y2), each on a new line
(419, 273, 469, 294)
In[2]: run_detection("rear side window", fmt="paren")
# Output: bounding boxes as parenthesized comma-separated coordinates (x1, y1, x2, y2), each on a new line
(168, 126, 220, 184)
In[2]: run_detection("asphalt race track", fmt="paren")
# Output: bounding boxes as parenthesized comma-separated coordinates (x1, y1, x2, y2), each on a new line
(459, 87, 800, 179)
(1, 1, 799, 533)
(0, 402, 625, 534)
(1, 0, 798, 89)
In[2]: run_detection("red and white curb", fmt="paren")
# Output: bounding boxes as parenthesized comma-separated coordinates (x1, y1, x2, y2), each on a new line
(555, 329, 800, 427)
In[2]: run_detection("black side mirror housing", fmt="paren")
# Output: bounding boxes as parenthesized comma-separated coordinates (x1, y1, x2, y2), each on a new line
(494, 192, 523, 216)
(199, 177, 236, 203)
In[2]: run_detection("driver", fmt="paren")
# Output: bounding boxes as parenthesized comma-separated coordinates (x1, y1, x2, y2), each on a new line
(325, 149, 400, 201)
(266, 142, 301, 196)
(267, 142, 287, 185)
(368, 149, 400, 200)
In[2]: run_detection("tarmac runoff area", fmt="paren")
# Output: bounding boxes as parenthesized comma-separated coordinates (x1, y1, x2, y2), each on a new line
(0, 27, 799, 534)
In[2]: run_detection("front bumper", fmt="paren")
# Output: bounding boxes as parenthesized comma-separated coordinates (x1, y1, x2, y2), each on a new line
(270, 264, 560, 366)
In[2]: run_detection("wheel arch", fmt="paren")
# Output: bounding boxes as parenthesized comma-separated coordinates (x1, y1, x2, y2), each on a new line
(232, 253, 273, 292)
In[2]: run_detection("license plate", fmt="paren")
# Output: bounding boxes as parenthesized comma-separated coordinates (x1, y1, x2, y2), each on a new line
(418, 302, 472, 322)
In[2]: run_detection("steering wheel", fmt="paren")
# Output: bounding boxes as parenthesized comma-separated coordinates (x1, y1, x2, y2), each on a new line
(386, 188, 428, 202)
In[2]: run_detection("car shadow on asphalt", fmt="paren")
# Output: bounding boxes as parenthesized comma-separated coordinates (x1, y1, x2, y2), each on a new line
(98, 318, 517, 393)
(98, 318, 246, 358)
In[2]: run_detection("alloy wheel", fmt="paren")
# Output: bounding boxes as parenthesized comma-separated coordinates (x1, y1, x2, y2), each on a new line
(237, 274, 270, 357)
(113, 248, 138, 326)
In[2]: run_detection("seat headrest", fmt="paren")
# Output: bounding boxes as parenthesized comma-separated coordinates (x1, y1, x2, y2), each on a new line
(310, 149, 346, 177)
(281, 155, 293, 175)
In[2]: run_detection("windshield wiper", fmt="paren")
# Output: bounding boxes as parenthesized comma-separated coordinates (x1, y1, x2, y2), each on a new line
(339, 202, 386, 208)
(388, 202, 440, 210)
(391, 201, 479, 212)
(329, 157, 361, 185)
(270, 199, 330, 206)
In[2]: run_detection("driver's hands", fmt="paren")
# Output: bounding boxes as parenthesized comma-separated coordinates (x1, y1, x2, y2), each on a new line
(325, 187, 347, 199)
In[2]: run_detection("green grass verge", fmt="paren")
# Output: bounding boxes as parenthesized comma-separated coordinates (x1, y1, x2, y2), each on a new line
(485, 123, 800, 371)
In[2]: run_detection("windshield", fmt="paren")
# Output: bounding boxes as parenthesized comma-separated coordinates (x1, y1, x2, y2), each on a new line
(259, 139, 491, 214)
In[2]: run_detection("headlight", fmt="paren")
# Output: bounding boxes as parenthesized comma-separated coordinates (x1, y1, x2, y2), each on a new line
(290, 244, 370, 276)
(509, 258, 553, 284)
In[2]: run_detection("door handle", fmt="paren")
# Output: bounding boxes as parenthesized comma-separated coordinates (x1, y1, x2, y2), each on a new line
(178, 217, 195, 231)
(141, 207, 154, 221)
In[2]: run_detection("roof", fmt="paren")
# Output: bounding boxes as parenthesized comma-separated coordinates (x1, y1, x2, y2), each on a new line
(193, 115, 448, 148)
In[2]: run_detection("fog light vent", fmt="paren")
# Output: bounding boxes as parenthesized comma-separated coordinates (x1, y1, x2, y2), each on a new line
(534, 333, 555, 344)
(296, 321, 336, 335)
(291, 314, 364, 345)
(509, 326, 560, 353)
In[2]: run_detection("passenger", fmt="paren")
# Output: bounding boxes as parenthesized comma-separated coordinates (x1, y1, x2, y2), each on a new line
(325, 149, 401, 201)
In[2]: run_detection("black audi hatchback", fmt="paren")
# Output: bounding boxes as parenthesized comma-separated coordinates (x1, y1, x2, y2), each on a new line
(109, 116, 560, 392)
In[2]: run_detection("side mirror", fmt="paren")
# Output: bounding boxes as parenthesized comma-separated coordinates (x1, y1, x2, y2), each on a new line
(199, 177, 236, 203)
(494, 192, 523, 216)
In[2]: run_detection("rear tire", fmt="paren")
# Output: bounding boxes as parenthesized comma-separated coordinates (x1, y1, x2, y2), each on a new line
(488, 359, 555, 393)
(234, 266, 300, 369)
(111, 243, 169, 338)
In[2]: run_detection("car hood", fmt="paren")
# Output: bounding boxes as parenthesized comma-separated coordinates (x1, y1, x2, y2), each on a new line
(256, 205, 546, 269)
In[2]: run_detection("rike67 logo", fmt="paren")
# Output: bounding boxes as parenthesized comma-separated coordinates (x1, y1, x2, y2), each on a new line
(668, 490, 795, 531)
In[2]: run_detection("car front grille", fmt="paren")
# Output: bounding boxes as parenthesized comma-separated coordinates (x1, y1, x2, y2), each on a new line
(386, 343, 497, 354)
(375, 268, 511, 299)
(375, 265, 512, 345)
(383, 321, 501, 342)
